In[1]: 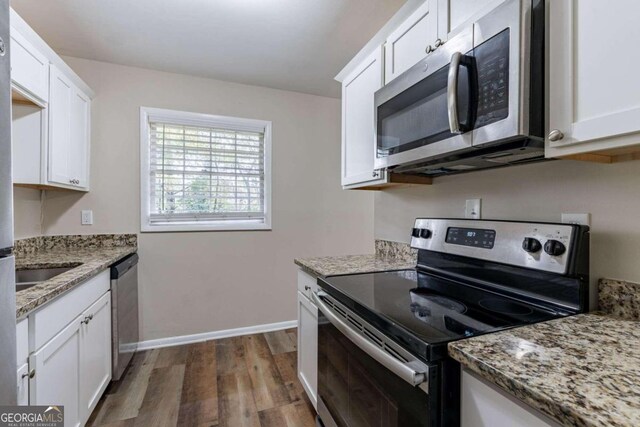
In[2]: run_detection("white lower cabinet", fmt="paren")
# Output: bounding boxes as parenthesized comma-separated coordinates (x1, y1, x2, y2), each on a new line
(80, 292, 112, 421)
(16, 318, 29, 405)
(297, 270, 318, 410)
(461, 369, 562, 427)
(21, 270, 112, 427)
(30, 315, 83, 427)
(16, 363, 30, 406)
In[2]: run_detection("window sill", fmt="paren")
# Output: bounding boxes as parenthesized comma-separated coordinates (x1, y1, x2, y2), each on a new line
(141, 221, 272, 233)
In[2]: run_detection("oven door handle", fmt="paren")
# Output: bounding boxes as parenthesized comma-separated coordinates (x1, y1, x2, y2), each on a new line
(447, 51, 464, 134)
(313, 291, 429, 389)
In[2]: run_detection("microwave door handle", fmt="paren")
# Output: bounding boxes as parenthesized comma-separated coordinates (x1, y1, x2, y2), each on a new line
(447, 52, 463, 134)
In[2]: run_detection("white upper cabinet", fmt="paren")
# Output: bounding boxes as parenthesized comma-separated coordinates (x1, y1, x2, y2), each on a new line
(10, 27, 49, 104)
(10, 8, 93, 191)
(445, 0, 505, 37)
(48, 65, 90, 190)
(341, 47, 388, 188)
(384, 1, 441, 84)
(546, 0, 640, 159)
(48, 67, 74, 187)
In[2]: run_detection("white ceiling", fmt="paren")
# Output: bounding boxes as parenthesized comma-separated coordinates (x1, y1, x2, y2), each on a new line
(12, 0, 406, 98)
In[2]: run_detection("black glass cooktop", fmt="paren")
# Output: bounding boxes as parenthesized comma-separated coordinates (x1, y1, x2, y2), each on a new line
(318, 269, 569, 361)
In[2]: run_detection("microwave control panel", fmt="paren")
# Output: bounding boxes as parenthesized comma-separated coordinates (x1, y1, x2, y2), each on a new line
(474, 28, 510, 128)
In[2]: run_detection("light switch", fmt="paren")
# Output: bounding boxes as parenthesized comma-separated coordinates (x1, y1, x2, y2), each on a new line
(81, 210, 93, 225)
(465, 199, 481, 219)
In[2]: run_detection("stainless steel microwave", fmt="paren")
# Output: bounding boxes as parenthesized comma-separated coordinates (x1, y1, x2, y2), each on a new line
(374, 0, 545, 176)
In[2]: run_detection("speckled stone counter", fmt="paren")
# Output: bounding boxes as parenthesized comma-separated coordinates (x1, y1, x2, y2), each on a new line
(294, 240, 416, 277)
(599, 278, 640, 321)
(15, 234, 137, 319)
(448, 314, 640, 427)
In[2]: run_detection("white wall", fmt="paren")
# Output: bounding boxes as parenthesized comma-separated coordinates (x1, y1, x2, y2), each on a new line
(375, 159, 640, 305)
(25, 57, 374, 340)
(13, 188, 42, 239)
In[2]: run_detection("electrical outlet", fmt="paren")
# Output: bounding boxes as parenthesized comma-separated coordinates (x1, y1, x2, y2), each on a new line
(561, 213, 590, 226)
(465, 198, 481, 219)
(81, 210, 93, 225)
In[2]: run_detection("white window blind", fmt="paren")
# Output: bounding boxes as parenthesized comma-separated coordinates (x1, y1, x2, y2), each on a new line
(141, 108, 271, 232)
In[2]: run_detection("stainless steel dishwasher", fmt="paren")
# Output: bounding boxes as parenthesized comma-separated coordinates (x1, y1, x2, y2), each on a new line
(110, 253, 139, 381)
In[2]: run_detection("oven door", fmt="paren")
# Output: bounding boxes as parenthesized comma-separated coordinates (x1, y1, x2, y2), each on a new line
(313, 291, 440, 427)
(374, 26, 474, 171)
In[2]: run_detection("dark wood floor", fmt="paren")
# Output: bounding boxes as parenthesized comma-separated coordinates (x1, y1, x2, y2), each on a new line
(87, 328, 316, 427)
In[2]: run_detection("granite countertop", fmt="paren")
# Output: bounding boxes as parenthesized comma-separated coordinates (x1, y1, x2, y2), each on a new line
(448, 313, 640, 427)
(15, 235, 137, 319)
(294, 254, 416, 277)
(295, 239, 417, 277)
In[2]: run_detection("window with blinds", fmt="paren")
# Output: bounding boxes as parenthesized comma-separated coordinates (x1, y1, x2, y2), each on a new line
(141, 108, 272, 232)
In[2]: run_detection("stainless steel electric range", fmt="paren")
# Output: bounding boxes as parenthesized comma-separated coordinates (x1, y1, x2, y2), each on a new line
(314, 219, 589, 427)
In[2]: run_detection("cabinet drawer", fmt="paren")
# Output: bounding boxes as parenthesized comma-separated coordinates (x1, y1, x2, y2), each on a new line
(297, 269, 318, 300)
(31, 270, 110, 350)
(16, 318, 29, 366)
(10, 28, 49, 103)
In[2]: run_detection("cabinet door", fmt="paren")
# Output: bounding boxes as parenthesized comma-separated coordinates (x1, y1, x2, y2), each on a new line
(48, 65, 90, 190)
(547, 0, 640, 155)
(48, 65, 74, 187)
(10, 28, 49, 104)
(297, 292, 318, 410)
(384, 1, 439, 84)
(16, 363, 29, 406)
(30, 315, 82, 427)
(69, 90, 90, 189)
(341, 47, 386, 188)
(461, 369, 561, 427)
(80, 292, 112, 423)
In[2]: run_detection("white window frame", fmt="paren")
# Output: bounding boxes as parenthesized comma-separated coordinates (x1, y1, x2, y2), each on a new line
(140, 107, 272, 232)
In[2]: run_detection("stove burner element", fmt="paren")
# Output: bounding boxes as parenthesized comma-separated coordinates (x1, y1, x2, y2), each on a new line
(411, 292, 467, 314)
(478, 298, 534, 316)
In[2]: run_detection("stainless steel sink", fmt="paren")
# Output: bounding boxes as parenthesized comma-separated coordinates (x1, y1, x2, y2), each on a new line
(15, 265, 81, 291)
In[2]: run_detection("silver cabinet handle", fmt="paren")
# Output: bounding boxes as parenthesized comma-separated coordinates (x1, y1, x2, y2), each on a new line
(434, 38, 445, 48)
(425, 45, 434, 54)
(372, 170, 379, 178)
(81, 314, 93, 324)
(447, 52, 463, 134)
(548, 130, 564, 142)
(312, 291, 428, 388)
(22, 369, 35, 379)
(304, 285, 311, 291)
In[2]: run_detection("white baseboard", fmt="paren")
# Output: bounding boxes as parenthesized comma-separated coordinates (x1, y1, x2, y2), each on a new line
(136, 319, 297, 351)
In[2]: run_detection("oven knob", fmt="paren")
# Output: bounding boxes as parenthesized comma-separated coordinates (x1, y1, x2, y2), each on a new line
(544, 240, 566, 256)
(522, 237, 542, 253)
(411, 228, 421, 238)
(420, 229, 432, 239)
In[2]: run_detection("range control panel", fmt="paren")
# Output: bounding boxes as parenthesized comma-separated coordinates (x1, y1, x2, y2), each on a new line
(410, 219, 585, 275)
